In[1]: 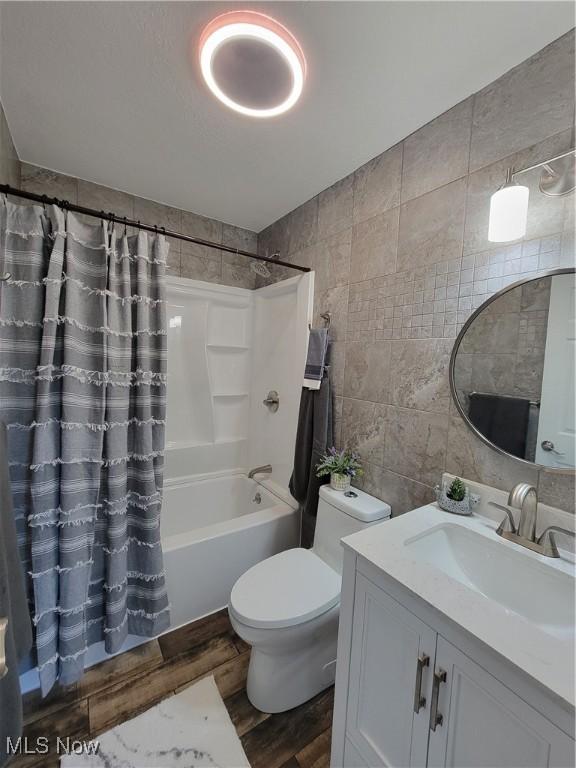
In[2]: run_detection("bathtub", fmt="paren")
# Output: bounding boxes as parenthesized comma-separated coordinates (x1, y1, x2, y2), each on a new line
(19, 470, 299, 694)
(162, 471, 300, 628)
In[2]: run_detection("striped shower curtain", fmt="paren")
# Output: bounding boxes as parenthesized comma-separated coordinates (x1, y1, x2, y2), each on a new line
(0, 197, 170, 695)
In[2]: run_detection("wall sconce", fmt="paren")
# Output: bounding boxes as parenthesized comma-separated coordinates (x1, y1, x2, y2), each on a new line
(488, 149, 575, 243)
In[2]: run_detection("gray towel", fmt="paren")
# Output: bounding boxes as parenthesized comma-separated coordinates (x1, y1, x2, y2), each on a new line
(468, 393, 529, 459)
(0, 422, 33, 767)
(289, 374, 334, 547)
(304, 329, 329, 389)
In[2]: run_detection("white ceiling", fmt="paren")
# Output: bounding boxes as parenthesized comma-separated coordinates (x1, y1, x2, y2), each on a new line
(0, 2, 573, 232)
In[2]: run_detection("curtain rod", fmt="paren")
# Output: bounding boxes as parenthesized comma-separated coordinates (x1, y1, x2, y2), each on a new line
(0, 184, 310, 274)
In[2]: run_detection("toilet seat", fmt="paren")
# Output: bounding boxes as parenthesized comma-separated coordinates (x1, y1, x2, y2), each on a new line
(230, 548, 341, 630)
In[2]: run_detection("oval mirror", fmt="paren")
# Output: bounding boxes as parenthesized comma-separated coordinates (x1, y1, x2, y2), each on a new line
(450, 268, 575, 470)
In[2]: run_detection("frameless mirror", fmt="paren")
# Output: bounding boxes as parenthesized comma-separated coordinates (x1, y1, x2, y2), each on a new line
(450, 268, 575, 470)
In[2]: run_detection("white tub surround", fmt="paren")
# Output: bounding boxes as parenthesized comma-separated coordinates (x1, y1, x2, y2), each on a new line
(162, 274, 312, 630)
(247, 275, 313, 490)
(165, 274, 313, 487)
(165, 278, 253, 475)
(331, 500, 575, 768)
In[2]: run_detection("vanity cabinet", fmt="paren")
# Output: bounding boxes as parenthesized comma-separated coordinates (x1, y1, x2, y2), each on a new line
(427, 637, 573, 768)
(345, 574, 436, 767)
(331, 550, 575, 768)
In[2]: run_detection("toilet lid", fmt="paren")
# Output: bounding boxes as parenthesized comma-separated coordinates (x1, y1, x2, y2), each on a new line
(230, 548, 341, 629)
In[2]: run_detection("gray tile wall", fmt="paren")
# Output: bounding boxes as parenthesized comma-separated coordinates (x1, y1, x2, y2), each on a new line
(17, 163, 259, 290)
(0, 98, 20, 187)
(258, 30, 576, 515)
(0, 97, 20, 280)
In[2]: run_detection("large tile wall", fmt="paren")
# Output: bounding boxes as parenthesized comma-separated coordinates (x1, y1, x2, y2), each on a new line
(0, 97, 20, 280)
(258, 30, 576, 516)
(15, 162, 260, 290)
(0, 97, 20, 187)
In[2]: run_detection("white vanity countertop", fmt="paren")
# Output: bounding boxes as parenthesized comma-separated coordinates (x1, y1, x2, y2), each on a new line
(342, 503, 576, 708)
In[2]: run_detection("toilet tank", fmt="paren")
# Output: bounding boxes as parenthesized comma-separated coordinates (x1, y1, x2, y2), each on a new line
(312, 485, 391, 573)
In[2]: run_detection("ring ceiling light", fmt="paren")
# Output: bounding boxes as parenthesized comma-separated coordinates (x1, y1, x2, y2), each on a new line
(199, 11, 306, 118)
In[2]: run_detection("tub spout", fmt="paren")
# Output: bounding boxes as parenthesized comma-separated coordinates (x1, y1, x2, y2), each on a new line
(248, 464, 272, 480)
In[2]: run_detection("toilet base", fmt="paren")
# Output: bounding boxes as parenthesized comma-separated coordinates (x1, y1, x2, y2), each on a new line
(245, 626, 338, 713)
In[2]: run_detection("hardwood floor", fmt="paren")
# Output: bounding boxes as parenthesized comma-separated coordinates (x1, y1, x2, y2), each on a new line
(14, 610, 333, 768)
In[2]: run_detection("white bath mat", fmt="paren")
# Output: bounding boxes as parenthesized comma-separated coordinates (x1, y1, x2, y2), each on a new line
(60, 675, 251, 767)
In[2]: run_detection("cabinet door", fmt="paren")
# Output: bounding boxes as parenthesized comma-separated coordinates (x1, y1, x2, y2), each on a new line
(345, 574, 437, 767)
(428, 636, 575, 768)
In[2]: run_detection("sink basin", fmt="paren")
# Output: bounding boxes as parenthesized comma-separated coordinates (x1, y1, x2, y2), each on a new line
(404, 524, 575, 640)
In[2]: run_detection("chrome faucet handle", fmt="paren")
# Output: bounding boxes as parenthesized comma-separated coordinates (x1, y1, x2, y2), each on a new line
(537, 526, 576, 558)
(489, 502, 517, 535)
(262, 391, 280, 412)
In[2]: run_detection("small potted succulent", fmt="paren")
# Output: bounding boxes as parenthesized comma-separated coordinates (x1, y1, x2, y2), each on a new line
(435, 477, 479, 516)
(316, 447, 364, 492)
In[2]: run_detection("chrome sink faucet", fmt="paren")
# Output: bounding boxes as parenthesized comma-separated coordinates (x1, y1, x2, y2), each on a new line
(248, 464, 272, 480)
(490, 483, 572, 558)
(509, 482, 538, 540)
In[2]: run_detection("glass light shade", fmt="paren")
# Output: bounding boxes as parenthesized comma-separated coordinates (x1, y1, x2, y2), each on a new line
(199, 11, 306, 118)
(488, 183, 529, 242)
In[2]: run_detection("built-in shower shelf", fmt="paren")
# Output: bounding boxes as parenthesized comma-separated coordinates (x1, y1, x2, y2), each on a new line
(213, 393, 249, 398)
(206, 344, 250, 351)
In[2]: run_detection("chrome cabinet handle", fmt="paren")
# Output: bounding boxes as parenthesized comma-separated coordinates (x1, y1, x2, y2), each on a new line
(429, 667, 447, 731)
(413, 653, 429, 713)
(0, 617, 8, 680)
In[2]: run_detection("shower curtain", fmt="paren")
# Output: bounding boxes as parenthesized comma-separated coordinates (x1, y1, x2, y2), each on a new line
(0, 196, 170, 695)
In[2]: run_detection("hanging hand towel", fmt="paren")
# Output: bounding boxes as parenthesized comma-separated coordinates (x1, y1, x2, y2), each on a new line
(289, 372, 333, 547)
(303, 328, 329, 389)
(0, 422, 33, 767)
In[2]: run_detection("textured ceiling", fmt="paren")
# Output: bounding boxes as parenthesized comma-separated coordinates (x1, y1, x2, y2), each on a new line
(0, 2, 573, 231)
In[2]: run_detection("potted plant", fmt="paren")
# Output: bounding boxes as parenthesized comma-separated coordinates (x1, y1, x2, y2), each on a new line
(316, 448, 363, 492)
(434, 477, 479, 516)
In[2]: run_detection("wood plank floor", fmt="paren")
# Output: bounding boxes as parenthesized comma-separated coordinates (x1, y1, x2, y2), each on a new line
(13, 610, 333, 768)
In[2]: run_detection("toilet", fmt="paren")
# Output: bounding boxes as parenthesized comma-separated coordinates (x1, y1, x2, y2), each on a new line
(228, 484, 391, 713)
